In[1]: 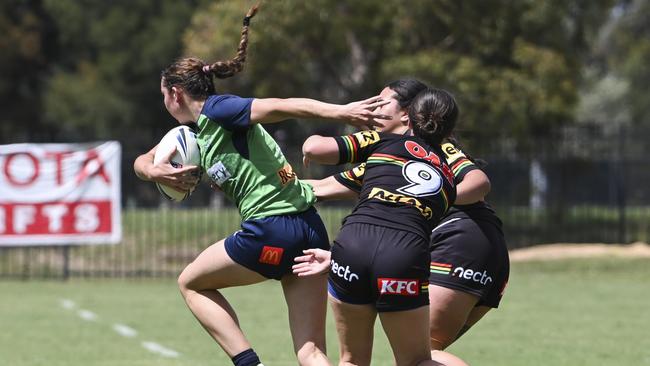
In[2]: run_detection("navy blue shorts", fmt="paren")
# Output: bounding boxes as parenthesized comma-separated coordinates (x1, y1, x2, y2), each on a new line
(224, 207, 330, 280)
(328, 223, 430, 312)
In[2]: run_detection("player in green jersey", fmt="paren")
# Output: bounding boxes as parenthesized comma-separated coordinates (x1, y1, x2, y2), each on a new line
(134, 5, 390, 366)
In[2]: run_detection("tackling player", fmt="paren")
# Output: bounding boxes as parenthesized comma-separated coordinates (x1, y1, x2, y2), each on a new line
(297, 87, 458, 366)
(297, 82, 509, 365)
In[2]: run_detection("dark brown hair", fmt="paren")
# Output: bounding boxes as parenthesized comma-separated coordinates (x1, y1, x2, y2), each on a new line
(161, 4, 259, 99)
(409, 88, 458, 146)
(386, 79, 428, 109)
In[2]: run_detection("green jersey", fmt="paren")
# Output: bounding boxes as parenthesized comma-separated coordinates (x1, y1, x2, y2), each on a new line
(196, 94, 316, 221)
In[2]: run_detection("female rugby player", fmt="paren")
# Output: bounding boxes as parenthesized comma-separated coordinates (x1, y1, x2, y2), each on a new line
(299, 88, 458, 366)
(134, 5, 391, 366)
(297, 82, 509, 366)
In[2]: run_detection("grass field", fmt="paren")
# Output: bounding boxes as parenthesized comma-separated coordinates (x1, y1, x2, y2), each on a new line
(1, 257, 649, 366)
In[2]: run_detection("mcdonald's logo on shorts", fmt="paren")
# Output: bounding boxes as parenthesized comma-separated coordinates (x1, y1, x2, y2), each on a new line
(259, 246, 284, 265)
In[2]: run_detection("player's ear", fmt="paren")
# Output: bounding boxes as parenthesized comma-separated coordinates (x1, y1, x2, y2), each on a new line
(171, 86, 183, 103)
(400, 110, 409, 126)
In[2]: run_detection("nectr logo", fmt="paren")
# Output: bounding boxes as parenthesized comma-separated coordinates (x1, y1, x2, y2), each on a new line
(377, 278, 419, 296)
(330, 259, 359, 282)
(452, 267, 493, 285)
(259, 246, 283, 265)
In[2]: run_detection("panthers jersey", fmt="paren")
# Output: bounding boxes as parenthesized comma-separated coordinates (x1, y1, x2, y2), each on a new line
(333, 130, 456, 240)
(335, 140, 499, 226)
(440, 142, 500, 225)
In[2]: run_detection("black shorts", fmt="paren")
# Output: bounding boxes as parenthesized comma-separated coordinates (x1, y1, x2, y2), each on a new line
(328, 223, 430, 312)
(429, 216, 509, 308)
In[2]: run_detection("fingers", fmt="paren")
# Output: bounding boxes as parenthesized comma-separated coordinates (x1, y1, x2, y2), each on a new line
(302, 249, 321, 256)
(177, 165, 200, 174)
(294, 254, 315, 263)
(291, 263, 313, 276)
(291, 263, 322, 277)
(292, 262, 311, 271)
(365, 98, 391, 110)
(364, 109, 392, 120)
(360, 95, 383, 104)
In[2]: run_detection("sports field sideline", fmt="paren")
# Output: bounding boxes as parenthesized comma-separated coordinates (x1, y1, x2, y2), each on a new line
(1, 254, 648, 366)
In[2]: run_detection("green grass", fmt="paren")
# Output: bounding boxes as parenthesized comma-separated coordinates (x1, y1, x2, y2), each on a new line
(1, 257, 649, 365)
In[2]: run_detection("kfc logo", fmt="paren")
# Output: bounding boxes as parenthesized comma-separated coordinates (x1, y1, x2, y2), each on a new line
(377, 278, 419, 296)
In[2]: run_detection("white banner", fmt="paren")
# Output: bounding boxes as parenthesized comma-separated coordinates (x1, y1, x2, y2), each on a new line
(0, 142, 121, 245)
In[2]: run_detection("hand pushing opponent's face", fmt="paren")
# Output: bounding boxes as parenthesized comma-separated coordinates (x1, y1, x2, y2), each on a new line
(373, 87, 410, 134)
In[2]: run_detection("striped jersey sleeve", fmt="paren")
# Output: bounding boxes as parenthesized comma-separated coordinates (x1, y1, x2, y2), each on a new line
(334, 130, 381, 164)
(333, 163, 366, 193)
(441, 142, 478, 183)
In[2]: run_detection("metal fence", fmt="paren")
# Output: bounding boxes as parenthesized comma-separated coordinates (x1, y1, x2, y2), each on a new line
(2, 125, 648, 279)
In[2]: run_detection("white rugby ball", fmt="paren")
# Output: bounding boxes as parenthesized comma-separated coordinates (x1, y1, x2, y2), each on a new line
(153, 125, 201, 202)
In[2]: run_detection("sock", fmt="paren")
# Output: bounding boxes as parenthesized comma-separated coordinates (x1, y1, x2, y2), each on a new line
(231, 348, 262, 366)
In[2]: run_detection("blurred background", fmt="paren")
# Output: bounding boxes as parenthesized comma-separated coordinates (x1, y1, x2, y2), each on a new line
(1, 1, 650, 365)
(0, 0, 649, 275)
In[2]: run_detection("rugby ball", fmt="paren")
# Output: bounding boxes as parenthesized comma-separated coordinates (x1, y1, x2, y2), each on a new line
(153, 125, 201, 202)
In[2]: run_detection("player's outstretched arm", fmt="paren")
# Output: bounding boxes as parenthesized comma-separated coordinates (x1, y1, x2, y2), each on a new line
(250, 96, 390, 128)
(303, 177, 359, 202)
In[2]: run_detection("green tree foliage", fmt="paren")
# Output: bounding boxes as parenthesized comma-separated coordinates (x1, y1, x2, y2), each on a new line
(581, 0, 650, 133)
(40, 0, 204, 145)
(0, 0, 57, 141)
(183, 0, 615, 156)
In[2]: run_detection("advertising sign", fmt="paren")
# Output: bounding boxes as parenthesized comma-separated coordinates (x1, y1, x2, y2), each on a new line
(0, 142, 121, 245)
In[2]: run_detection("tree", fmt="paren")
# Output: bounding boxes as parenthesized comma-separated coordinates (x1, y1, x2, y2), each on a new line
(183, 0, 615, 159)
(578, 0, 650, 158)
(0, 0, 57, 142)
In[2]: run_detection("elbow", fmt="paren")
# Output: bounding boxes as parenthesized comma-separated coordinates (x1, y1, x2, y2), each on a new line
(133, 154, 152, 181)
(302, 135, 339, 165)
(302, 135, 325, 161)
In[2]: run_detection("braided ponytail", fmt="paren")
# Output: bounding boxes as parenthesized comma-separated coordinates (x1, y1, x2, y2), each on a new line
(203, 4, 259, 79)
(161, 5, 259, 99)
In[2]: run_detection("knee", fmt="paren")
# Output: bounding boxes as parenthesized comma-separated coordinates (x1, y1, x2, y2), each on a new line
(177, 265, 194, 297)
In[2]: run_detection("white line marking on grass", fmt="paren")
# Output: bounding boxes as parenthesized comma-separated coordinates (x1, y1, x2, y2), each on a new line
(58, 300, 181, 358)
(77, 309, 98, 321)
(141, 341, 180, 358)
(59, 299, 76, 310)
(113, 323, 138, 338)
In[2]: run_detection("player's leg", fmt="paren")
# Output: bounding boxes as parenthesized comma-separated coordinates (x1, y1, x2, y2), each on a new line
(329, 296, 376, 366)
(281, 273, 330, 366)
(373, 227, 439, 365)
(428, 285, 480, 350)
(428, 217, 507, 350)
(378, 306, 443, 366)
(456, 305, 492, 340)
(177, 238, 267, 358)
